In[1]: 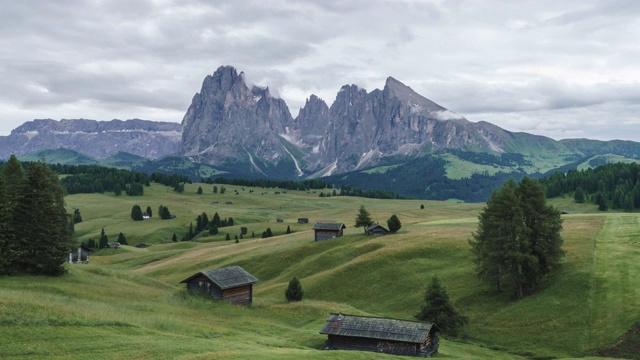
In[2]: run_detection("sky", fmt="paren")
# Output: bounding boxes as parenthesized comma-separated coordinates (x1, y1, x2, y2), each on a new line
(1, 0, 639, 141)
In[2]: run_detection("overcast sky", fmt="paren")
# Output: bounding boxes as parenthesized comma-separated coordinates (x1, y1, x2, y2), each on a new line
(1, 0, 639, 141)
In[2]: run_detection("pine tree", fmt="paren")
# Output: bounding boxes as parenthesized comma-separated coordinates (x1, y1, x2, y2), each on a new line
(420, 204, 425, 209)
(117, 232, 128, 245)
(355, 205, 373, 233)
(212, 212, 221, 227)
(99, 229, 109, 249)
(212, 185, 218, 194)
(225, 233, 230, 241)
(131, 205, 143, 221)
(285, 277, 304, 302)
(172, 233, 177, 242)
(415, 276, 468, 337)
(266, 228, 273, 237)
(286, 225, 291, 234)
(73, 208, 83, 223)
(387, 215, 402, 233)
(470, 178, 564, 299)
(146, 206, 152, 218)
(12, 161, 72, 275)
(197, 186, 203, 194)
(209, 225, 218, 235)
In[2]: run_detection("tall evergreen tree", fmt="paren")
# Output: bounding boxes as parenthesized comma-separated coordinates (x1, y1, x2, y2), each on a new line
(99, 229, 109, 249)
(285, 277, 304, 302)
(117, 232, 128, 245)
(470, 178, 564, 299)
(212, 212, 221, 227)
(73, 208, 83, 224)
(146, 206, 152, 218)
(172, 233, 177, 242)
(355, 205, 373, 233)
(12, 161, 72, 275)
(415, 276, 468, 337)
(197, 186, 203, 194)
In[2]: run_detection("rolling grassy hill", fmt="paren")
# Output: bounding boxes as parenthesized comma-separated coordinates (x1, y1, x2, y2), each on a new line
(1, 182, 639, 359)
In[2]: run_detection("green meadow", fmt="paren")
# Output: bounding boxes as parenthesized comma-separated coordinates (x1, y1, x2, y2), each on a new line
(1, 182, 639, 359)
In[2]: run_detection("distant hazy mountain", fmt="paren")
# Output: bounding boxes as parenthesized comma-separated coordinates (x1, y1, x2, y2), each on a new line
(0, 118, 181, 160)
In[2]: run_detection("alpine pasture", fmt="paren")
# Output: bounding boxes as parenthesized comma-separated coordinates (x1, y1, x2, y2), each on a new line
(1, 182, 638, 359)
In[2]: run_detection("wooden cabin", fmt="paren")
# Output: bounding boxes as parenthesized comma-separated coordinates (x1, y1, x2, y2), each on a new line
(366, 223, 389, 236)
(179, 266, 259, 306)
(68, 245, 92, 264)
(313, 222, 346, 241)
(297, 217, 309, 224)
(320, 314, 439, 357)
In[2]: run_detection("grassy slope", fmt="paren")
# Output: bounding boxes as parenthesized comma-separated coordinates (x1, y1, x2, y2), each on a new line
(1, 183, 638, 359)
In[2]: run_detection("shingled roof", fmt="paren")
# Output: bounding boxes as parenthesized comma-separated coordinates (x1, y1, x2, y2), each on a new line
(179, 266, 258, 289)
(319, 314, 435, 344)
(313, 222, 346, 231)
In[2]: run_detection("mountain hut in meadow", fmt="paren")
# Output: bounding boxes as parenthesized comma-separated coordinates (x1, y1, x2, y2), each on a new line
(320, 314, 440, 357)
(68, 245, 92, 264)
(313, 222, 346, 241)
(179, 266, 259, 306)
(366, 223, 389, 236)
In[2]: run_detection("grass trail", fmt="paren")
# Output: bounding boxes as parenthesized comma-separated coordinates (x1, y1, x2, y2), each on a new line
(588, 213, 640, 351)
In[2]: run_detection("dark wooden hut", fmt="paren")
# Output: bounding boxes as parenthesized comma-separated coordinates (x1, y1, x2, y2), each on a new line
(297, 217, 309, 224)
(68, 245, 92, 264)
(179, 266, 259, 306)
(366, 223, 389, 236)
(320, 314, 439, 357)
(313, 222, 346, 241)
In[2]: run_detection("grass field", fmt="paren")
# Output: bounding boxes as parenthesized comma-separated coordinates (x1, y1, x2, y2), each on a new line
(1, 182, 639, 359)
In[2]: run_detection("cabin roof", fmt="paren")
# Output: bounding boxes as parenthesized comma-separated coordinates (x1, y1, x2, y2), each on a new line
(179, 265, 258, 289)
(319, 314, 435, 344)
(366, 223, 389, 232)
(313, 222, 346, 231)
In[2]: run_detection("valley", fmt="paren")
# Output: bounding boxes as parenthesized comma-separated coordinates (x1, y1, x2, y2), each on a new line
(1, 182, 638, 359)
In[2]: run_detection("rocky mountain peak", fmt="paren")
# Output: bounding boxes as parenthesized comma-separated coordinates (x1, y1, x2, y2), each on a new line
(384, 76, 445, 114)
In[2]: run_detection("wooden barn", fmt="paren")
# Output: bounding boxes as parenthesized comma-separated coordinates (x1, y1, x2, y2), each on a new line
(68, 245, 92, 264)
(320, 314, 439, 357)
(297, 217, 309, 224)
(313, 222, 346, 241)
(179, 266, 259, 306)
(366, 223, 389, 236)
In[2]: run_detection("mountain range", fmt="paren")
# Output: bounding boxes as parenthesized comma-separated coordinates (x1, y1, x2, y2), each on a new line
(2, 65, 640, 200)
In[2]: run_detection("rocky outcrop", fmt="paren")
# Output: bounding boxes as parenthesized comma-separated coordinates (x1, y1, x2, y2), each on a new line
(179, 66, 524, 176)
(179, 66, 296, 175)
(0, 119, 181, 160)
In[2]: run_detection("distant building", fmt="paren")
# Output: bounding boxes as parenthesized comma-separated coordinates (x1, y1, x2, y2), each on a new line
(135, 243, 149, 248)
(320, 314, 440, 357)
(313, 222, 346, 241)
(68, 245, 92, 264)
(297, 218, 309, 224)
(276, 218, 284, 223)
(108, 243, 120, 249)
(179, 266, 259, 306)
(142, 212, 150, 219)
(366, 223, 389, 236)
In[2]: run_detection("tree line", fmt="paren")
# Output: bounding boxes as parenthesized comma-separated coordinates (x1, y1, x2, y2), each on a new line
(50, 164, 191, 196)
(210, 177, 330, 191)
(0, 156, 73, 276)
(540, 162, 640, 211)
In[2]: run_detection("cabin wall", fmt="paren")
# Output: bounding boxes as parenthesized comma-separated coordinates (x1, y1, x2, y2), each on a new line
(222, 284, 253, 306)
(327, 335, 418, 356)
(315, 230, 342, 241)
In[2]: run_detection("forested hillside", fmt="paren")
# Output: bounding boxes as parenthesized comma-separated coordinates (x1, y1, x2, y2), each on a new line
(541, 162, 640, 211)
